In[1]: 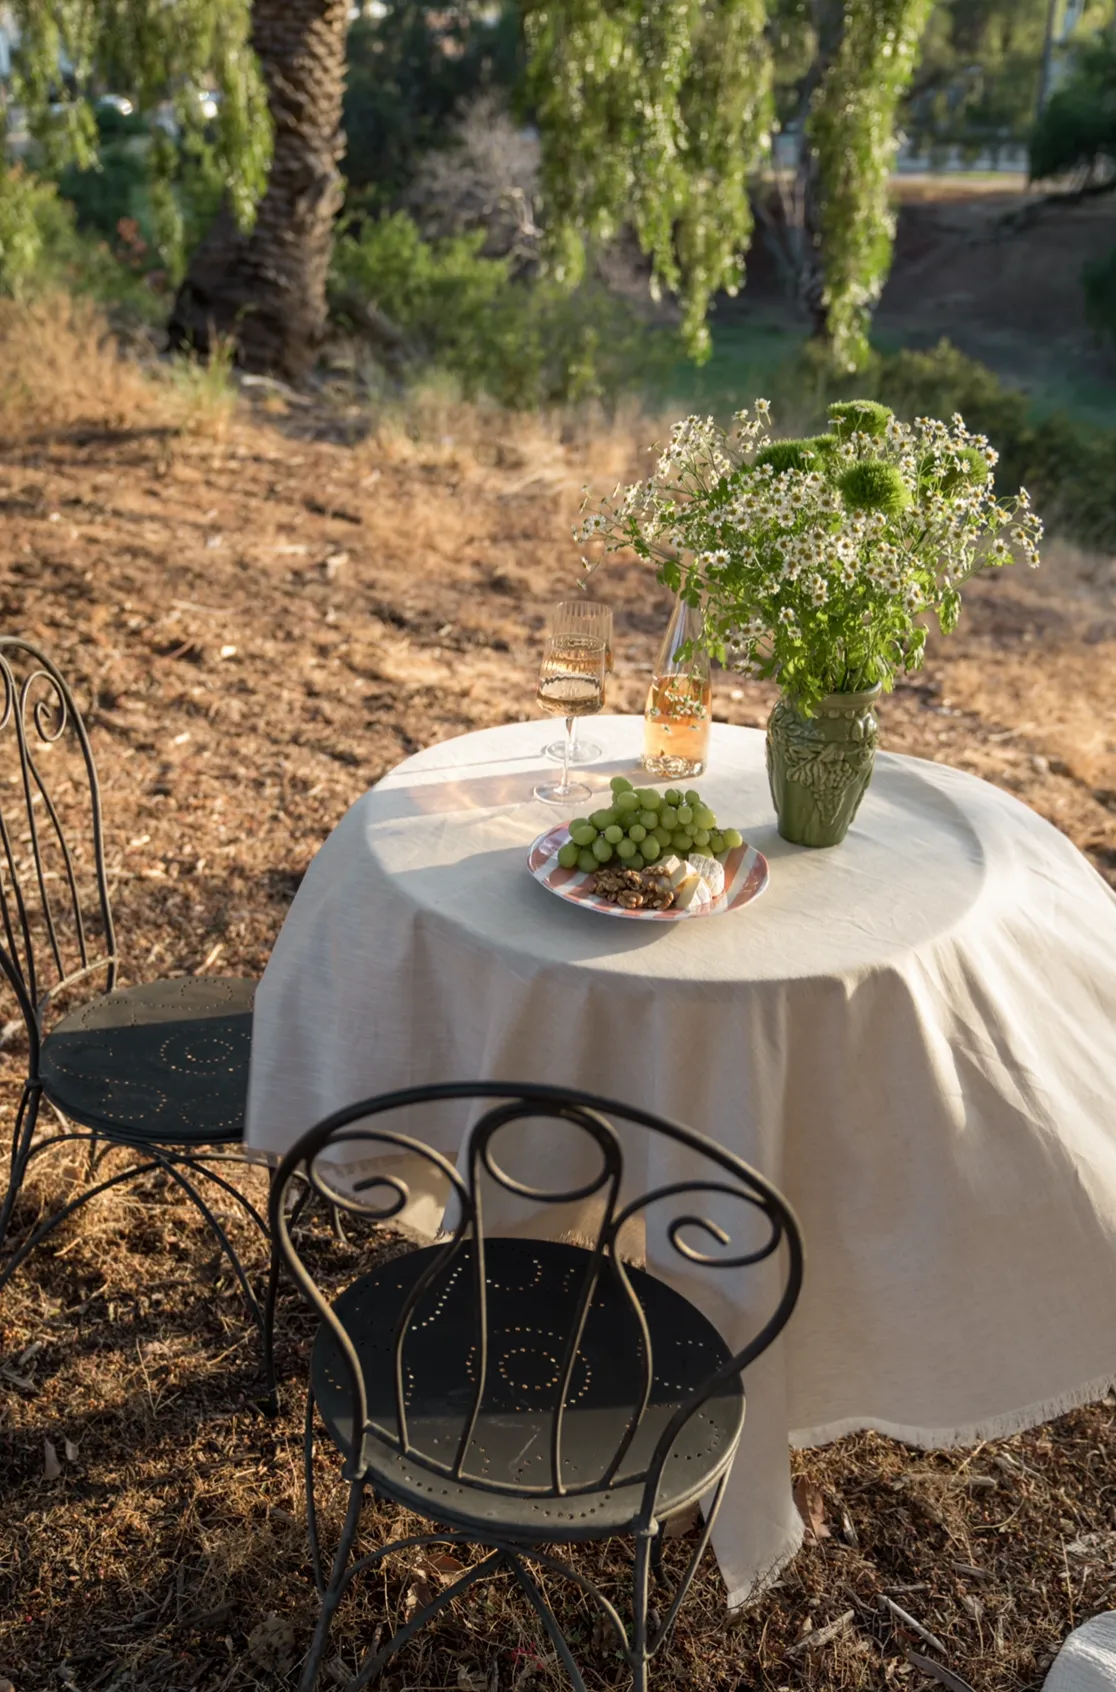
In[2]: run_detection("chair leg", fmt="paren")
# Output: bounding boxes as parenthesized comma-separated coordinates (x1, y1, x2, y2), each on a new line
(299, 1476, 366, 1692)
(0, 1083, 40, 1256)
(167, 1153, 277, 1411)
(344, 1552, 504, 1692)
(0, 1157, 159, 1294)
(259, 1238, 282, 1418)
(504, 1553, 591, 1692)
(648, 1471, 730, 1657)
(154, 1157, 269, 1369)
(630, 1531, 654, 1692)
(171, 1152, 270, 1237)
(304, 1388, 326, 1593)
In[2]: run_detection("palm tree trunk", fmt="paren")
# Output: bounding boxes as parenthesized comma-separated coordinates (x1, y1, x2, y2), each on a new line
(169, 0, 348, 381)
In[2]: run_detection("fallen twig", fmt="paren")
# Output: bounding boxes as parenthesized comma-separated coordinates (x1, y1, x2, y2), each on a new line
(879, 1594, 947, 1655)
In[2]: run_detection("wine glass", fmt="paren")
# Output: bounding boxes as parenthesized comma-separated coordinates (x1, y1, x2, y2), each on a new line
(533, 629, 607, 806)
(542, 600, 612, 764)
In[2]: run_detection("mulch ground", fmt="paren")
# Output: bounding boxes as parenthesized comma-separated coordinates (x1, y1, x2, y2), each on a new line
(1, 315, 1115, 1692)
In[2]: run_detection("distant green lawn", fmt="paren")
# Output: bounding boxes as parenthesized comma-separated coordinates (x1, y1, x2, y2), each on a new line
(645, 319, 808, 419)
(646, 318, 1116, 432)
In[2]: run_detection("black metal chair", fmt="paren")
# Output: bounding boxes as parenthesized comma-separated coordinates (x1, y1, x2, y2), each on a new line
(0, 637, 274, 1405)
(271, 1080, 804, 1692)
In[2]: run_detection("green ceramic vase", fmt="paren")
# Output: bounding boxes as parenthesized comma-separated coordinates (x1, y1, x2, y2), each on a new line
(765, 684, 881, 848)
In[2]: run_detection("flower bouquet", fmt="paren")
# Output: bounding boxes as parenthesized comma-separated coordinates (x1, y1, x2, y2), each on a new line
(577, 399, 1042, 846)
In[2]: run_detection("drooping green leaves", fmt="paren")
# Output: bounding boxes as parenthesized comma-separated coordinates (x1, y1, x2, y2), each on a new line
(807, 0, 934, 371)
(8, 0, 271, 229)
(523, 0, 772, 360)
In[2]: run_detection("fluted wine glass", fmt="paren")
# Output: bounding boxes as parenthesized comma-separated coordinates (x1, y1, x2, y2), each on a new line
(533, 626, 607, 807)
(542, 600, 612, 764)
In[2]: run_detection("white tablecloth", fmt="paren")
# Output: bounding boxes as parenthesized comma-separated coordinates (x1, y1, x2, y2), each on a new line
(247, 716, 1116, 1605)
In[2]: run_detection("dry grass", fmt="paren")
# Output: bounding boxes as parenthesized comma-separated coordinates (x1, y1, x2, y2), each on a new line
(0, 295, 239, 447)
(1, 311, 1116, 1692)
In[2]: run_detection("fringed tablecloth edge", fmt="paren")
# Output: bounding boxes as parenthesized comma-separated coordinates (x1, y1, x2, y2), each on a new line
(788, 1366, 1116, 1452)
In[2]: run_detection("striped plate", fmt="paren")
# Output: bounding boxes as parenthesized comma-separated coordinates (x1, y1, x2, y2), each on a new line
(527, 825, 769, 922)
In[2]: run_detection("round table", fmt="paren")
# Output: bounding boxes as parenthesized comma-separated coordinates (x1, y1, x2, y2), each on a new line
(247, 715, 1116, 1605)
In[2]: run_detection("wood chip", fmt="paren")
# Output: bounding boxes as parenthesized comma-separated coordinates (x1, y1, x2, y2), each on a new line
(786, 1610, 855, 1656)
(0, 1365, 37, 1392)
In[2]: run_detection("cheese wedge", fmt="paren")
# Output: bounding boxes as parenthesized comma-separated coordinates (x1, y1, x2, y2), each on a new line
(657, 854, 690, 890)
(688, 853, 726, 898)
(673, 872, 710, 910)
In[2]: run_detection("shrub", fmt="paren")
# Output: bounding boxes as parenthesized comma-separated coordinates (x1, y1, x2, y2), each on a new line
(331, 211, 671, 409)
(1082, 242, 1116, 345)
(1029, 30, 1116, 184)
(57, 128, 151, 245)
(343, 3, 520, 209)
(55, 112, 226, 286)
(0, 165, 76, 298)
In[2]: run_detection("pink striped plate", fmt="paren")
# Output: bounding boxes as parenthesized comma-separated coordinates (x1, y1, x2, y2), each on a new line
(527, 825, 769, 922)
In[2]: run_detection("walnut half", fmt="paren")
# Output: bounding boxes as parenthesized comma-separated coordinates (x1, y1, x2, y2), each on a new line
(590, 866, 675, 911)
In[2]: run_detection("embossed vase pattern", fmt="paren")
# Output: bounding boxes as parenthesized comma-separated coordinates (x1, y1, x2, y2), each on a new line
(766, 685, 881, 848)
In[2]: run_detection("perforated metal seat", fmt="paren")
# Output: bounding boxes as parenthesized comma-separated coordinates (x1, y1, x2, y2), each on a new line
(273, 1081, 803, 1692)
(313, 1237, 744, 1541)
(0, 637, 273, 1409)
(40, 977, 256, 1144)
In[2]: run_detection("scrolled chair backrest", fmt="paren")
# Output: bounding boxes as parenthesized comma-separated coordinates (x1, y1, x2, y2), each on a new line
(0, 637, 117, 1071)
(271, 1081, 803, 1519)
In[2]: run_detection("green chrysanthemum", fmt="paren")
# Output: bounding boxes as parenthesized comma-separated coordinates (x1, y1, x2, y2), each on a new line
(802, 433, 839, 460)
(828, 400, 894, 440)
(917, 444, 991, 498)
(941, 445, 992, 495)
(755, 438, 830, 474)
(838, 459, 910, 515)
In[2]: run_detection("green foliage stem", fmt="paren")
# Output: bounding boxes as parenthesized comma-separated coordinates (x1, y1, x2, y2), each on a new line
(807, 0, 935, 372)
(523, 0, 772, 361)
(8, 0, 271, 230)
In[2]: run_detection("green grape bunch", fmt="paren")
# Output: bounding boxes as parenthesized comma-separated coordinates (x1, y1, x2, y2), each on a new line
(556, 776, 743, 873)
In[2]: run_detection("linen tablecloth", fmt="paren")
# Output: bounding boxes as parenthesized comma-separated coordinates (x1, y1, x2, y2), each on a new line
(247, 715, 1116, 1604)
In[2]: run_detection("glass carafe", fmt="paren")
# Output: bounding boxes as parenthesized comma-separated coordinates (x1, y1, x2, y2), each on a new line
(642, 596, 712, 778)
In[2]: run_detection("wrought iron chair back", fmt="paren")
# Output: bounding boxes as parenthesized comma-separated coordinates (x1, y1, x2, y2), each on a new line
(271, 1081, 803, 1526)
(0, 637, 116, 1074)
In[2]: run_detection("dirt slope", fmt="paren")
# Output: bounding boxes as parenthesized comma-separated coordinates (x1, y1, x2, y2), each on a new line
(0, 343, 1115, 1692)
